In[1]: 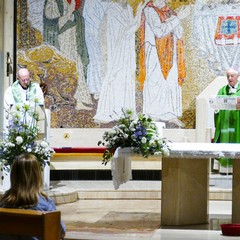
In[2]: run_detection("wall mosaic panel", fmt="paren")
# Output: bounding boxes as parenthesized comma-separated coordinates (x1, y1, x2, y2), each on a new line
(16, 0, 240, 129)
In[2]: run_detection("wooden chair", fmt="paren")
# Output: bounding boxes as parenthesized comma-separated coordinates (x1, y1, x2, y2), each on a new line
(0, 208, 61, 240)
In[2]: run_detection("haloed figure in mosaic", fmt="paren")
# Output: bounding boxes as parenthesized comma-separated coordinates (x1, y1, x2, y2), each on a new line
(139, 0, 189, 126)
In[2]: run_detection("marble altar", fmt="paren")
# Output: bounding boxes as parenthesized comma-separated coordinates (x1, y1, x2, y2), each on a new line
(111, 142, 240, 226)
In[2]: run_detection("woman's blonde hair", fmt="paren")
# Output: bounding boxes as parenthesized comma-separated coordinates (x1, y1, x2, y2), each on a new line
(0, 153, 48, 208)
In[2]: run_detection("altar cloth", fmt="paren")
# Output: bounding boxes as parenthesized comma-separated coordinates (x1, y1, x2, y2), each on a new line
(111, 148, 132, 190)
(111, 143, 240, 189)
(167, 142, 240, 158)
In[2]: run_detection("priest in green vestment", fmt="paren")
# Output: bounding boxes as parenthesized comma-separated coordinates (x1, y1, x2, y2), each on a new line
(214, 68, 240, 172)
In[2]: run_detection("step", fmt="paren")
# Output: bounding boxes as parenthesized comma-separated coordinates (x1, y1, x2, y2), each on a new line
(47, 180, 232, 205)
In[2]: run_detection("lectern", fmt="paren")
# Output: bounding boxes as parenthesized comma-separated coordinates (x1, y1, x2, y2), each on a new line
(30, 105, 51, 191)
(38, 106, 51, 191)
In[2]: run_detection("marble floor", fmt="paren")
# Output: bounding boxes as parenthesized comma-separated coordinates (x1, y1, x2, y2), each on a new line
(47, 176, 239, 240)
(59, 199, 233, 240)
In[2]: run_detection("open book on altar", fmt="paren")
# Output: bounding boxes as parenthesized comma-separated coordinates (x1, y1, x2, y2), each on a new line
(209, 96, 240, 110)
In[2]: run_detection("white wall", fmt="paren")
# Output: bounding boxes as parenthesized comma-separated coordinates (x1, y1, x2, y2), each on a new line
(49, 128, 196, 148)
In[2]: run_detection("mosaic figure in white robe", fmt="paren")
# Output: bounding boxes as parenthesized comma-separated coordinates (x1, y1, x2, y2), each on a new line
(27, 0, 45, 34)
(83, 0, 108, 99)
(94, 1, 144, 123)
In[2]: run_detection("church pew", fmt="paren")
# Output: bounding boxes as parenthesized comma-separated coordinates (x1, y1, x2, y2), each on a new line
(0, 208, 61, 240)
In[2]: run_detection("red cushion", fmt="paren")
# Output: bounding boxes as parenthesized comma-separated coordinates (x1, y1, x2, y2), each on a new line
(53, 147, 106, 154)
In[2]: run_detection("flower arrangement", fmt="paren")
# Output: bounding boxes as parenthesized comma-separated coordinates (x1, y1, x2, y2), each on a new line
(0, 102, 55, 171)
(98, 109, 170, 165)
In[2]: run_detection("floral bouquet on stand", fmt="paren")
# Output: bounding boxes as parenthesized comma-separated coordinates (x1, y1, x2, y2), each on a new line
(98, 109, 171, 165)
(0, 102, 55, 172)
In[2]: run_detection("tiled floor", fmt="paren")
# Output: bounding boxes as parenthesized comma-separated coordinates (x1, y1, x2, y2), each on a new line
(48, 176, 238, 240)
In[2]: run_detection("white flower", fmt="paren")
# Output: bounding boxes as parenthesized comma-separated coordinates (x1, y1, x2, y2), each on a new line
(162, 146, 170, 156)
(118, 124, 126, 129)
(141, 137, 147, 144)
(5, 142, 15, 147)
(132, 118, 138, 124)
(16, 136, 23, 145)
(149, 140, 155, 146)
(124, 134, 128, 139)
(40, 141, 49, 148)
(109, 129, 116, 136)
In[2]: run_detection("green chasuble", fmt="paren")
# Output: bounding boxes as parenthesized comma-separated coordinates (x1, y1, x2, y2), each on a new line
(11, 81, 39, 104)
(213, 82, 240, 166)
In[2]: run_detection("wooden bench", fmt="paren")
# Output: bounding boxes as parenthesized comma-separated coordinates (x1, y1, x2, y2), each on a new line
(0, 208, 61, 240)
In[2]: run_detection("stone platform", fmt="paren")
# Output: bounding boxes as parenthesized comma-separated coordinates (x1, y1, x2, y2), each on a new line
(47, 174, 232, 205)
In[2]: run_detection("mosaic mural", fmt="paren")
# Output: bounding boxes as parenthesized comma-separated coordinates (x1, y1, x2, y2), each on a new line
(16, 0, 240, 128)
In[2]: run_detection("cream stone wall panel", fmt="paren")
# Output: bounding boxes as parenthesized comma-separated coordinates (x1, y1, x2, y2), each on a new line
(50, 128, 197, 148)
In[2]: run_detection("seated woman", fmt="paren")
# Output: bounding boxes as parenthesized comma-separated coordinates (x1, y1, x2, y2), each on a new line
(0, 153, 66, 240)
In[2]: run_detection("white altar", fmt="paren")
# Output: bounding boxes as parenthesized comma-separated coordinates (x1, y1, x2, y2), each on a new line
(112, 142, 240, 226)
